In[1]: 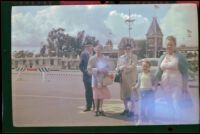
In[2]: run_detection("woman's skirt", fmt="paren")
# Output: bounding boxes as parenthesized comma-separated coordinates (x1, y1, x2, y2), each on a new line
(93, 87, 111, 99)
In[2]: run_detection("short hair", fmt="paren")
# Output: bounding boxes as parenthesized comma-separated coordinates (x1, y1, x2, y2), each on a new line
(142, 59, 151, 67)
(166, 36, 176, 46)
(123, 44, 132, 50)
(94, 44, 103, 51)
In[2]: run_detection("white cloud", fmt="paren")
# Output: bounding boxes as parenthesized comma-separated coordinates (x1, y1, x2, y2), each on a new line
(105, 10, 150, 47)
(160, 4, 198, 47)
(12, 6, 112, 52)
(109, 10, 117, 16)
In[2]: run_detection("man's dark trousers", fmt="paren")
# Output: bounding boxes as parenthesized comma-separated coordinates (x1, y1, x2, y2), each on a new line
(83, 78, 93, 109)
(79, 50, 94, 110)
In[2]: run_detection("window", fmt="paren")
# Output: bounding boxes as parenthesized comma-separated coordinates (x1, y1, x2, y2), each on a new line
(43, 59, 46, 65)
(35, 60, 39, 65)
(50, 59, 54, 65)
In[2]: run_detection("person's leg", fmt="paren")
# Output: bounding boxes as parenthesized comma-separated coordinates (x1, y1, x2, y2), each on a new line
(83, 80, 92, 110)
(87, 81, 93, 110)
(146, 90, 155, 124)
(124, 99, 129, 111)
(140, 91, 146, 122)
(99, 99, 105, 116)
(93, 99, 100, 116)
(120, 99, 129, 115)
(127, 96, 135, 117)
(99, 99, 103, 111)
(136, 91, 143, 125)
(94, 99, 98, 112)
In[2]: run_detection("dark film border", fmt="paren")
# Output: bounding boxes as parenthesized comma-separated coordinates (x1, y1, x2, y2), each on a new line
(2, 0, 199, 133)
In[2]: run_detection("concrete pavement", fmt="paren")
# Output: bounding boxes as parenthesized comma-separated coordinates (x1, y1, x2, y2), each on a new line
(12, 70, 199, 126)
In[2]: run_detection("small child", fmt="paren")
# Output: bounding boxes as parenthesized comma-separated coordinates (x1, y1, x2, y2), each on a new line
(134, 60, 155, 125)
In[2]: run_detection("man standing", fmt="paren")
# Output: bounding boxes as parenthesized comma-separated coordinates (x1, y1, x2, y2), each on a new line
(79, 42, 94, 112)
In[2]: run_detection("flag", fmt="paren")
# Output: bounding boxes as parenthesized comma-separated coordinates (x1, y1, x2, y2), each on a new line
(154, 5, 160, 9)
(187, 29, 192, 33)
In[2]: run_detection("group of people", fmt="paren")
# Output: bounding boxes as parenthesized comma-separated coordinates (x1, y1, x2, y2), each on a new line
(79, 36, 189, 124)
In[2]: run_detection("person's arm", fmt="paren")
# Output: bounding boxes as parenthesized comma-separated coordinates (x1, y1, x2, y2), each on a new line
(116, 56, 124, 72)
(79, 53, 88, 75)
(87, 57, 93, 76)
(177, 52, 189, 92)
(178, 52, 189, 82)
(155, 55, 164, 81)
(151, 74, 158, 90)
(125, 55, 137, 73)
(134, 73, 141, 89)
(154, 55, 165, 89)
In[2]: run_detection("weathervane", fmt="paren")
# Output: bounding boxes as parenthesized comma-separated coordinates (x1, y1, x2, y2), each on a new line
(125, 9, 135, 38)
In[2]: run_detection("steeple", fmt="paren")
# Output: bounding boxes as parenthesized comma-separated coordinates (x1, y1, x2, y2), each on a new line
(146, 17, 163, 58)
(146, 17, 163, 37)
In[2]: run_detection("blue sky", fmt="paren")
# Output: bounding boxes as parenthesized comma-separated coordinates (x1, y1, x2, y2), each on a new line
(12, 4, 198, 53)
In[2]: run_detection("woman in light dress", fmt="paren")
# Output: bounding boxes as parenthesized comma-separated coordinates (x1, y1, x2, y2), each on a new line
(154, 36, 189, 123)
(116, 44, 138, 117)
(87, 45, 111, 116)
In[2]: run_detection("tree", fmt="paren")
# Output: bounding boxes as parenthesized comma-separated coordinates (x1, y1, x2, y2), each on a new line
(47, 28, 67, 57)
(14, 50, 34, 58)
(84, 35, 99, 47)
(46, 28, 99, 58)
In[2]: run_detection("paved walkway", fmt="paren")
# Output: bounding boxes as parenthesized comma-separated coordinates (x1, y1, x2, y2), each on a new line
(12, 71, 199, 126)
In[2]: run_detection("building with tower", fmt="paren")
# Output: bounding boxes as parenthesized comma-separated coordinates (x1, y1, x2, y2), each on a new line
(146, 17, 163, 58)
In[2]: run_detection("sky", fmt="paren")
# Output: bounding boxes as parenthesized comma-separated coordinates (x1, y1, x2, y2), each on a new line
(12, 4, 198, 54)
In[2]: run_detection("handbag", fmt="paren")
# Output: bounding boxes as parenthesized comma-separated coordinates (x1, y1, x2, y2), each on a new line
(103, 73, 114, 86)
(114, 71, 122, 83)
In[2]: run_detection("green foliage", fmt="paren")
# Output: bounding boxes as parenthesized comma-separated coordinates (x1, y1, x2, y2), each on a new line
(14, 50, 34, 58)
(45, 28, 99, 58)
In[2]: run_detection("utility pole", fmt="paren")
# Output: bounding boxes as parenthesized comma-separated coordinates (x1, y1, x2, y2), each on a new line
(125, 9, 135, 39)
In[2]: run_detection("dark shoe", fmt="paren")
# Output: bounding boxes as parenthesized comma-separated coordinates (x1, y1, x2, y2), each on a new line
(94, 111, 99, 116)
(127, 112, 134, 117)
(83, 108, 91, 112)
(120, 110, 129, 115)
(99, 111, 105, 116)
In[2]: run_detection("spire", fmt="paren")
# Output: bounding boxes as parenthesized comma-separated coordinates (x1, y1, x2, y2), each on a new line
(146, 17, 163, 36)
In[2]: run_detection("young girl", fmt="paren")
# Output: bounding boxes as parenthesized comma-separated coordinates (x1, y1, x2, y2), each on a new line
(134, 60, 155, 124)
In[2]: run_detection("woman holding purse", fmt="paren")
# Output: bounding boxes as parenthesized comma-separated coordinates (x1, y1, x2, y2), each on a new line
(116, 44, 138, 117)
(87, 45, 112, 116)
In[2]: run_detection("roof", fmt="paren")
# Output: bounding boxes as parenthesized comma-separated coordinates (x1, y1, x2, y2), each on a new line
(146, 17, 163, 36)
(134, 39, 146, 46)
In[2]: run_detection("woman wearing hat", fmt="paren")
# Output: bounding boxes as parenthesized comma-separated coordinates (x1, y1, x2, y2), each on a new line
(116, 44, 138, 117)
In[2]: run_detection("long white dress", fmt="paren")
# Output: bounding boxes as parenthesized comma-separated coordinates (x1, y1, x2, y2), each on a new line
(160, 54, 183, 111)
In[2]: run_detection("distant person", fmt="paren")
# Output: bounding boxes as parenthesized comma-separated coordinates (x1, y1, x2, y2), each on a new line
(87, 45, 111, 116)
(116, 44, 138, 117)
(79, 42, 95, 112)
(134, 60, 155, 125)
(154, 36, 189, 124)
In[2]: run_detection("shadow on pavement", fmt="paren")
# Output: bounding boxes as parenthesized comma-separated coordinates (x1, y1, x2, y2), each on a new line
(104, 112, 138, 122)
